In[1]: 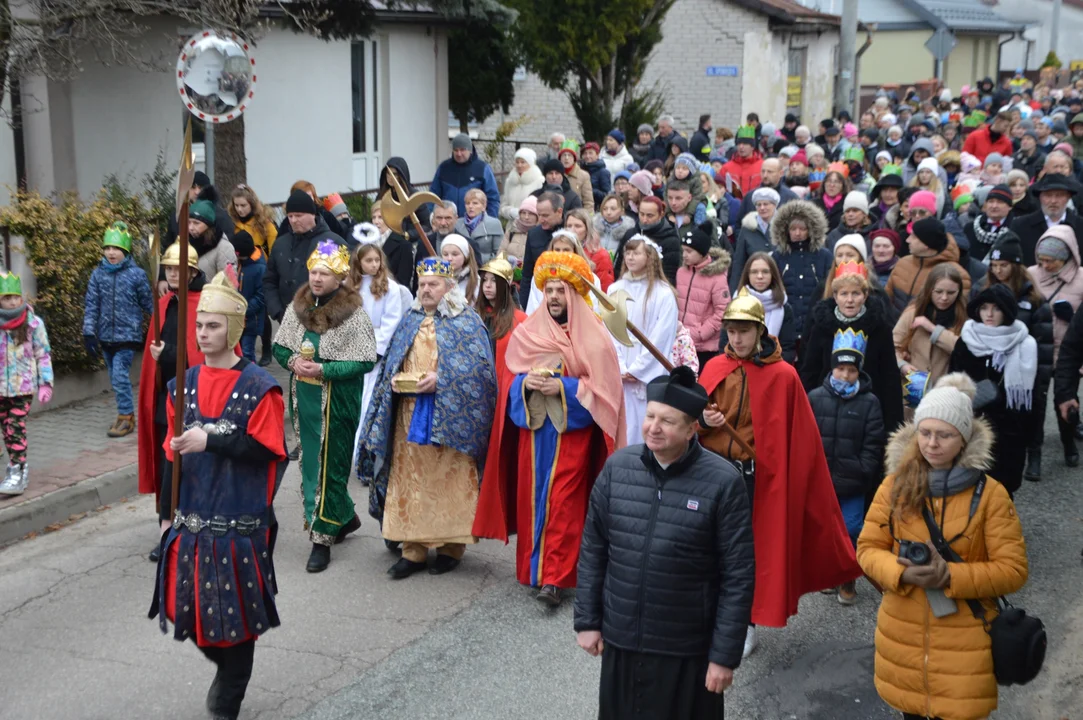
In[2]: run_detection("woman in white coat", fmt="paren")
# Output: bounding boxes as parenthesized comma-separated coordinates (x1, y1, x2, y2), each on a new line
(349, 225, 408, 475)
(499, 148, 545, 222)
(608, 233, 679, 445)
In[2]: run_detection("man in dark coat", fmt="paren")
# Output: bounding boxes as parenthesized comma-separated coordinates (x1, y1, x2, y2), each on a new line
(429, 133, 501, 218)
(518, 192, 565, 308)
(689, 113, 713, 160)
(533, 159, 584, 213)
(612, 197, 680, 285)
(648, 115, 683, 163)
(962, 184, 1014, 263)
(574, 366, 754, 720)
(1008, 173, 1083, 266)
(262, 190, 348, 322)
(736, 158, 798, 222)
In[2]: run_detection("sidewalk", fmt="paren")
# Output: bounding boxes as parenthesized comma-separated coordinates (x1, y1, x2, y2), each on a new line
(0, 362, 292, 546)
(0, 392, 137, 545)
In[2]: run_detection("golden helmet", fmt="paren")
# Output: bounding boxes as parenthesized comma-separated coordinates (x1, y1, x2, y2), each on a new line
(723, 291, 766, 328)
(480, 253, 515, 285)
(161, 242, 199, 269)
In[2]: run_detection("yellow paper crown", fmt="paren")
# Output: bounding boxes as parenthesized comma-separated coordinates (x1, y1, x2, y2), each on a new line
(306, 239, 351, 276)
(533, 251, 594, 299)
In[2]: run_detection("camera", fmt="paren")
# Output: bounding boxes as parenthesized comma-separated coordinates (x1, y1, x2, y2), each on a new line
(898, 540, 931, 565)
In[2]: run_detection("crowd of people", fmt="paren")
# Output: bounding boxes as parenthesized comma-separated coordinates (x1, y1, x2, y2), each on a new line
(7, 75, 1071, 719)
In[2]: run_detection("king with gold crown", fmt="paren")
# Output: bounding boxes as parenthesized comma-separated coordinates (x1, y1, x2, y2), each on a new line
(150, 269, 288, 720)
(360, 256, 495, 580)
(272, 239, 377, 573)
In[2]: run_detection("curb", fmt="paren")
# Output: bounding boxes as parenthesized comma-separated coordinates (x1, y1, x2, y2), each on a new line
(0, 464, 139, 547)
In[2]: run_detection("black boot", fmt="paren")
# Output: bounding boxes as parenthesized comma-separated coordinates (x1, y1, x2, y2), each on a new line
(1066, 438, 1080, 468)
(1024, 452, 1042, 482)
(306, 543, 331, 573)
(149, 542, 161, 562)
(387, 557, 427, 579)
(334, 514, 361, 545)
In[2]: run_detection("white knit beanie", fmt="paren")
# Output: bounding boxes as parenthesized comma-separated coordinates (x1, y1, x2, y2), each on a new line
(917, 157, 940, 175)
(913, 373, 976, 441)
(834, 234, 868, 263)
(440, 233, 472, 258)
(843, 190, 869, 214)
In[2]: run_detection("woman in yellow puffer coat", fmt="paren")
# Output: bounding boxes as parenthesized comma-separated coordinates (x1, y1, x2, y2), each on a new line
(858, 373, 1028, 720)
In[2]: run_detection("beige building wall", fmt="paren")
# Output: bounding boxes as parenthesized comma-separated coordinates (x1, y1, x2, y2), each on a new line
(943, 35, 999, 93)
(742, 29, 838, 128)
(859, 30, 936, 86)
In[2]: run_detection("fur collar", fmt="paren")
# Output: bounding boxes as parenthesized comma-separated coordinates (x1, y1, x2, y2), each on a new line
(292, 283, 363, 334)
(697, 247, 732, 277)
(770, 199, 828, 253)
(885, 417, 994, 475)
(741, 211, 764, 231)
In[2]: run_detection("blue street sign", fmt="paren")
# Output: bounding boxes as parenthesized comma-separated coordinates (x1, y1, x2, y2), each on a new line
(705, 65, 739, 77)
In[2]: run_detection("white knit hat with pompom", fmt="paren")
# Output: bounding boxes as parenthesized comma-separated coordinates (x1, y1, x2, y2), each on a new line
(914, 373, 976, 441)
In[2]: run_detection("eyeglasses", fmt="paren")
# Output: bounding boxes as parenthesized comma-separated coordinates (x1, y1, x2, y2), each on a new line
(910, 209, 932, 219)
(918, 428, 961, 442)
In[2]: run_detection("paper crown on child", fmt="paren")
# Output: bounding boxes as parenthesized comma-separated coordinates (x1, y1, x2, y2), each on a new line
(0, 271, 21, 297)
(735, 125, 757, 142)
(306, 239, 351, 277)
(532, 250, 594, 299)
(903, 369, 931, 408)
(416, 257, 455, 279)
(843, 146, 866, 163)
(480, 252, 515, 286)
(197, 268, 248, 347)
(835, 261, 868, 279)
(161, 242, 199, 269)
(102, 221, 133, 253)
(831, 328, 868, 368)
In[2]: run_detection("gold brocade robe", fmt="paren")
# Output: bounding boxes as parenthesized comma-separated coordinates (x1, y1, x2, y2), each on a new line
(382, 316, 480, 546)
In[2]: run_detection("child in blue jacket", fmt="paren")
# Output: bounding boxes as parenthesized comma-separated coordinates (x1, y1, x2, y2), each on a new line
(82, 222, 152, 437)
(231, 230, 266, 362)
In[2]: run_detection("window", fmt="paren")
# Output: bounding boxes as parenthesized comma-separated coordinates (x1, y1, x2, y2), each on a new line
(352, 43, 366, 154)
(787, 47, 807, 115)
(352, 40, 380, 155)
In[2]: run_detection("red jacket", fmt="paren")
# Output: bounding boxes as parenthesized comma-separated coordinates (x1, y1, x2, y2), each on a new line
(962, 125, 1012, 163)
(719, 152, 763, 198)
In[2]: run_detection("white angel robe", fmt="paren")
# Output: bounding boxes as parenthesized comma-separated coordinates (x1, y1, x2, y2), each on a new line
(608, 275, 678, 445)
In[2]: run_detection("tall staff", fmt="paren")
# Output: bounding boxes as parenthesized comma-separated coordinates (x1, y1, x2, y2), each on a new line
(170, 118, 196, 518)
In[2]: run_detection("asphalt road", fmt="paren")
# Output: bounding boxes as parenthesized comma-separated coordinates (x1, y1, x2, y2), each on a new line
(1, 410, 1082, 719)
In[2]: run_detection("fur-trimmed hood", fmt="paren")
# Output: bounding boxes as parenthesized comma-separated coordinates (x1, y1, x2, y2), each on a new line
(697, 247, 732, 277)
(770, 199, 828, 253)
(742, 211, 767, 232)
(885, 415, 994, 475)
(292, 283, 364, 334)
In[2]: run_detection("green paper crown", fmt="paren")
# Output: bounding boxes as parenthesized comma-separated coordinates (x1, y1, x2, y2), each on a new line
(103, 221, 132, 253)
(882, 163, 903, 177)
(844, 146, 865, 163)
(0, 271, 22, 297)
(736, 125, 757, 140)
(559, 139, 580, 157)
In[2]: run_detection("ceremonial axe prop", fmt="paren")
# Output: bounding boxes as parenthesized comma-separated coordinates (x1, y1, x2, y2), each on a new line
(382, 171, 442, 259)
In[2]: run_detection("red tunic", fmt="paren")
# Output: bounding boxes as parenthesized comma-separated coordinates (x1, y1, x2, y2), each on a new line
(162, 363, 285, 647)
(699, 354, 861, 627)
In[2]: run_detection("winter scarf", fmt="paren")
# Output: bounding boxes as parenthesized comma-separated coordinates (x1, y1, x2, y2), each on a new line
(513, 216, 537, 235)
(829, 375, 860, 398)
(600, 217, 628, 236)
(873, 256, 899, 276)
(821, 193, 842, 210)
(834, 304, 868, 324)
(0, 303, 27, 329)
(463, 212, 484, 235)
(744, 285, 786, 336)
(960, 318, 1038, 410)
(927, 465, 983, 498)
(971, 214, 1011, 248)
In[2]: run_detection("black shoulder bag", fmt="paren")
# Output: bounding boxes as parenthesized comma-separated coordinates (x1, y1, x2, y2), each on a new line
(920, 478, 1046, 686)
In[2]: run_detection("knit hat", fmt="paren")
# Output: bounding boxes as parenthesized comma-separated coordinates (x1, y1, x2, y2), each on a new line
(985, 184, 1013, 206)
(984, 152, 1005, 168)
(843, 122, 858, 139)
(519, 195, 538, 216)
(806, 144, 825, 160)
(968, 283, 1018, 325)
(917, 157, 940, 176)
(875, 150, 892, 166)
(751, 187, 780, 206)
(607, 128, 625, 145)
(1053, 120, 1069, 135)
(989, 231, 1023, 264)
(909, 190, 938, 216)
(791, 150, 808, 166)
(869, 228, 902, 253)
(629, 170, 654, 197)
(323, 192, 348, 218)
(285, 189, 319, 216)
(843, 191, 869, 215)
(514, 147, 538, 165)
(1036, 235, 1071, 262)
(542, 158, 565, 177)
(675, 153, 700, 175)
(1005, 168, 1030, 187)
(614, 170, 632, 183)
(192, 171, 211, 189)
(914, 373, 978, 441)
(452, 133, 472, 151)
(189, 199, 217, 226)
(825, 125, 840, 137)
(680, 222, 713, 256)
(583, 142, 601, 155)
(953, 193, 973, 212)
(441, 233, 472, 259)
(232, 229, 255, 258)
(761, 122, 777, 139)
(835, 233, 868, 263)
(637, 123, 653, 137)
(779, 145, 799, 159)
(913, 216, 948, 252)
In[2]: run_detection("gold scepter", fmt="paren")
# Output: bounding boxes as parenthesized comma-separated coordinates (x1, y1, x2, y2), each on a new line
(571, 270, 757, 461)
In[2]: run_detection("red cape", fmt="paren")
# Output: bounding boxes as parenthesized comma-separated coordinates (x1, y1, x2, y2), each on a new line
(137, 290, 205, 498)
(472, 310, 527, 542)
(699, 354, 861, 627)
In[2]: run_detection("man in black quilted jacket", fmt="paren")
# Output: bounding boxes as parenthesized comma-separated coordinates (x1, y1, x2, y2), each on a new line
(573, 366, 755, 720)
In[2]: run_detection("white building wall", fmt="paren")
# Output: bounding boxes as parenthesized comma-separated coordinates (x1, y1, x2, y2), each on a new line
(383, 26, 447, 184)
(997, 0, 1083, 71)
(741, 29, 836, 131)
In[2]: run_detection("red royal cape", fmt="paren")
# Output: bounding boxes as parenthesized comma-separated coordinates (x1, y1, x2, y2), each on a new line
(472, 310, 527, 542)
(698, 354, 861, 627)
(137, 290, 205, 498)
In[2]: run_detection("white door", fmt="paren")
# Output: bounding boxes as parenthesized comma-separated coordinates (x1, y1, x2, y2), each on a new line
(351, 39, 382, 190)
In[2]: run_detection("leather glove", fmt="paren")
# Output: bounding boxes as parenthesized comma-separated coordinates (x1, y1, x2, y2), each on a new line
(1053, 300, 1075, 323)
(84, 335, 99, 358)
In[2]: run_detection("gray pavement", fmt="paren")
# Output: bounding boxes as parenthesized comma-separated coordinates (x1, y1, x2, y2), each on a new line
(1, 410, 1082, 719)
